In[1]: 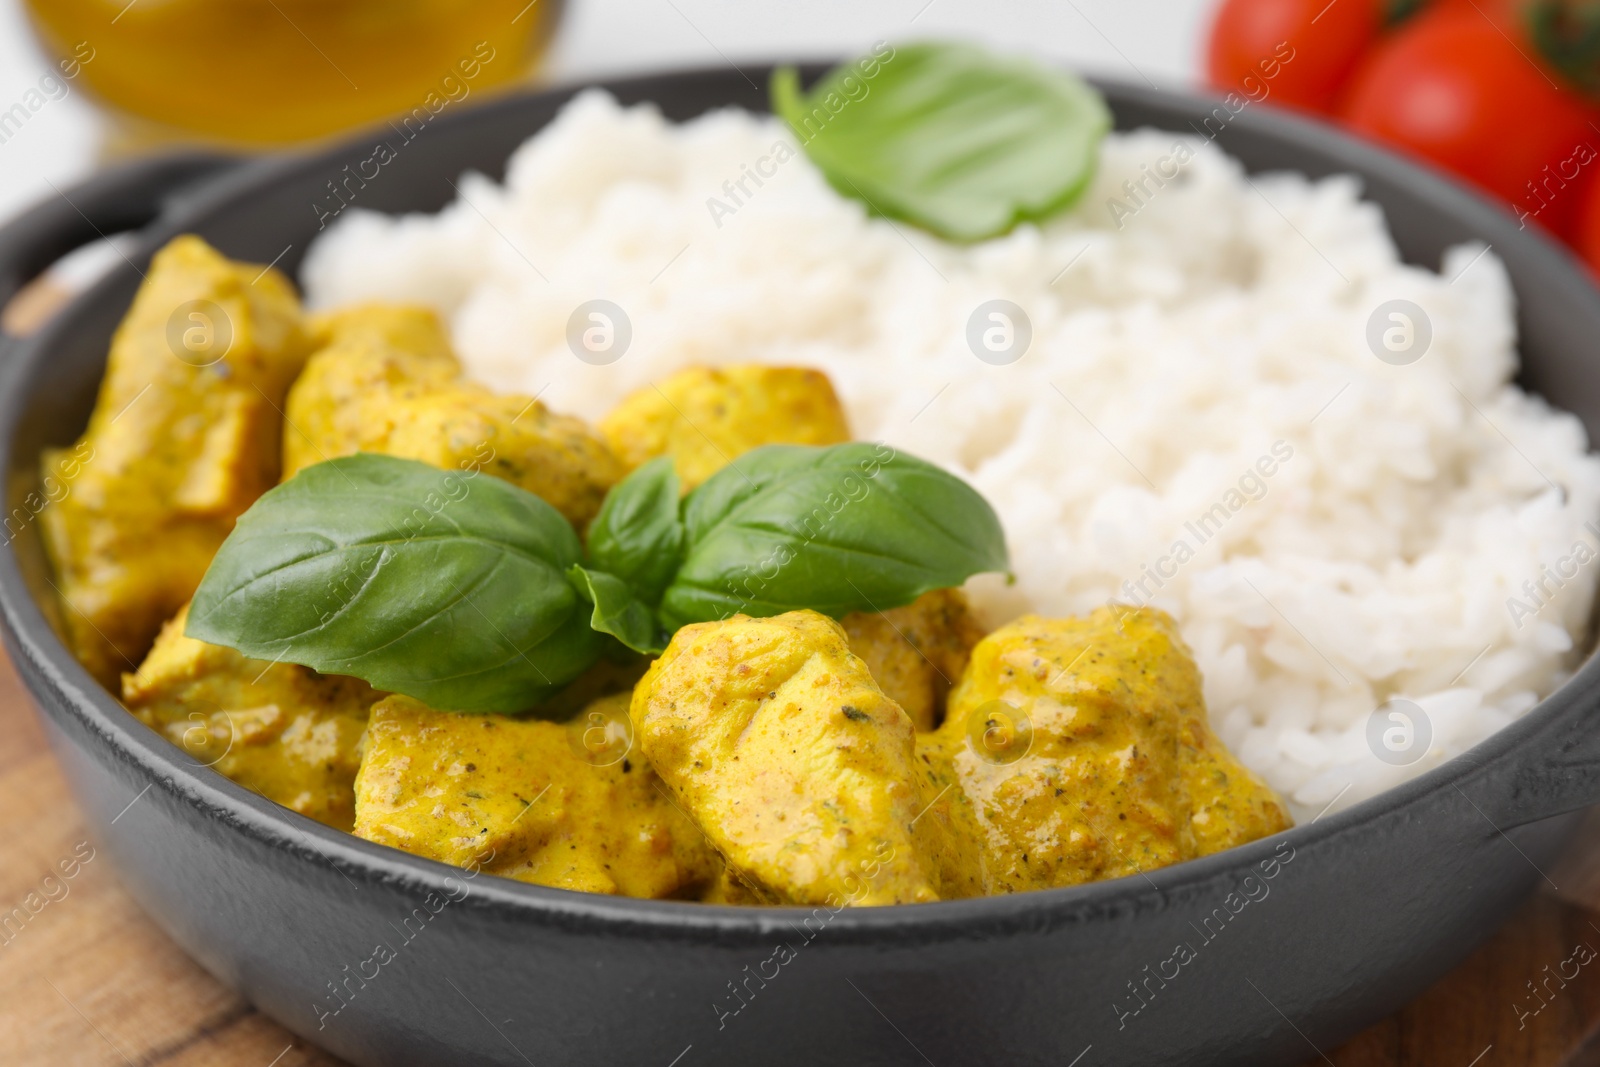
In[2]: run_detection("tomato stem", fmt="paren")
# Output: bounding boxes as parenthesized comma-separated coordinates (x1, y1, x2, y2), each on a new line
(1384, 0, 1428, 28)
(1527, 0, 1600, 97)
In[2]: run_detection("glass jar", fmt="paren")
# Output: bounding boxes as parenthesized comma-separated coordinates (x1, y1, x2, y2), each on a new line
(23, 0, 563, 148)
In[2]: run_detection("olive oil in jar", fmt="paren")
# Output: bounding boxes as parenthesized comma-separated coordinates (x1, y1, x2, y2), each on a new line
(23, 0, 561, 147)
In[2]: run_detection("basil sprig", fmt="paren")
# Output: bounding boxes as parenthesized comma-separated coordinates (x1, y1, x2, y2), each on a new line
(566, 565, 664, 658)
(659, 443, 1008, 629)
(585, 457, 683, 607)
(772, 42, 1111, 242)
(186, 455, 601, 713)
(188, 444, 1009, 713)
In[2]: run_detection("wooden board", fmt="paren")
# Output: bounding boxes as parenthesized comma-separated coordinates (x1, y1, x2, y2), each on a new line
(2, 638, 1600, 1067)
(0, 647, 347, 1067)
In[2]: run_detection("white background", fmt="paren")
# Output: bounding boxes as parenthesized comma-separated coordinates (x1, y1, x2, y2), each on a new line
(0, 0, 1212, 224)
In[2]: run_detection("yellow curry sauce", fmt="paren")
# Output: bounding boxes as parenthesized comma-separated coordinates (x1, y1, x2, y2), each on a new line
(123, 604, 376, 831)
(41, 236, 311, 687)
(285, 304, 623, 529)
(631, 610, 955, 906)
(921, 608, 1291, 894)
(840, 588, 986, 732)
(600, 365, 852, 489)
(354, 695, 718, 898)
(45, 236, 1292, 907)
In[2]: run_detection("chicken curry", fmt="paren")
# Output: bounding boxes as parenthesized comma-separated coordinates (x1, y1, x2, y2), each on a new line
(43, 236, 1290, 907)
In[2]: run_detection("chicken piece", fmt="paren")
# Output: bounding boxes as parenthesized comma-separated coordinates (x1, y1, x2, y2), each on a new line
(841, 588, 986, 731)
(382, 390, 623, 528)
(353, 694, 717, 899)
(122, 604, 377, 830)
(40, 235, 312, 686)
(923, 607, 1291, 894)
(631, 610, 968, 906)
(599, 365, 851, 489)
(284, 304, 624, 528)
(280, 303, 458, 475)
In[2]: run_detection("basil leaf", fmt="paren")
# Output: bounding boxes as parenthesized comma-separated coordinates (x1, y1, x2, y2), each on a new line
(772, 43, 1111, 242)
(585, 457, 684, 606)
(659, 443, 1008, 628)
(186, 454, 600, 713)
(567, 565, 665, 656)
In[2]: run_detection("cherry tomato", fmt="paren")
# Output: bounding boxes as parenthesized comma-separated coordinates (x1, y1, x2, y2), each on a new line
(1573, 172, 1600, 275)
(1206, 0, 1382, 112)
(1338, 7, 1598, 236)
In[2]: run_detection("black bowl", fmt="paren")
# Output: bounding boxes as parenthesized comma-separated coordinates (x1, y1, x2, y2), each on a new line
(3, 67, 1599, 1067)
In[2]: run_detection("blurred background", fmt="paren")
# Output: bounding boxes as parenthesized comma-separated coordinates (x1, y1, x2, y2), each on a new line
(0, 1, 1213, 221)
(8, 0, 1600, 298)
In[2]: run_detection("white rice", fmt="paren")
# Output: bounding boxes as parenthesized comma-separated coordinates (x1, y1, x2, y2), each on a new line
(303, 89, 1600, 820)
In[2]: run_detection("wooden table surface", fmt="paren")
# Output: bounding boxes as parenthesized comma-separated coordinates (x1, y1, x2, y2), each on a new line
(0, 634, 1599, 1067)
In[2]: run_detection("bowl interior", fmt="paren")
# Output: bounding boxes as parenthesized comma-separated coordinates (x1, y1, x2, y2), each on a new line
(5, 67, 1600, 913)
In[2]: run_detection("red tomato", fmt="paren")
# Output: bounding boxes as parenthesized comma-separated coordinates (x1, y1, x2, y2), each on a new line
(1206, 0, 1382, 112)
(1574, 174, 1600, 275)
(1338, 7, 1598, 236)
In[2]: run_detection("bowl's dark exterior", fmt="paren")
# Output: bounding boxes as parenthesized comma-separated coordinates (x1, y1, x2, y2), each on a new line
(3, 68, 1600, 1067)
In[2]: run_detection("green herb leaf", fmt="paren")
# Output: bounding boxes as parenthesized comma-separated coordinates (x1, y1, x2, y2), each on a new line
(772, 42, 1111, 242)
(186, 454, 600, 713)
(585, 457, 685, 606)
(567, 565, 665, 656)
(658, 443, 1009, 629)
